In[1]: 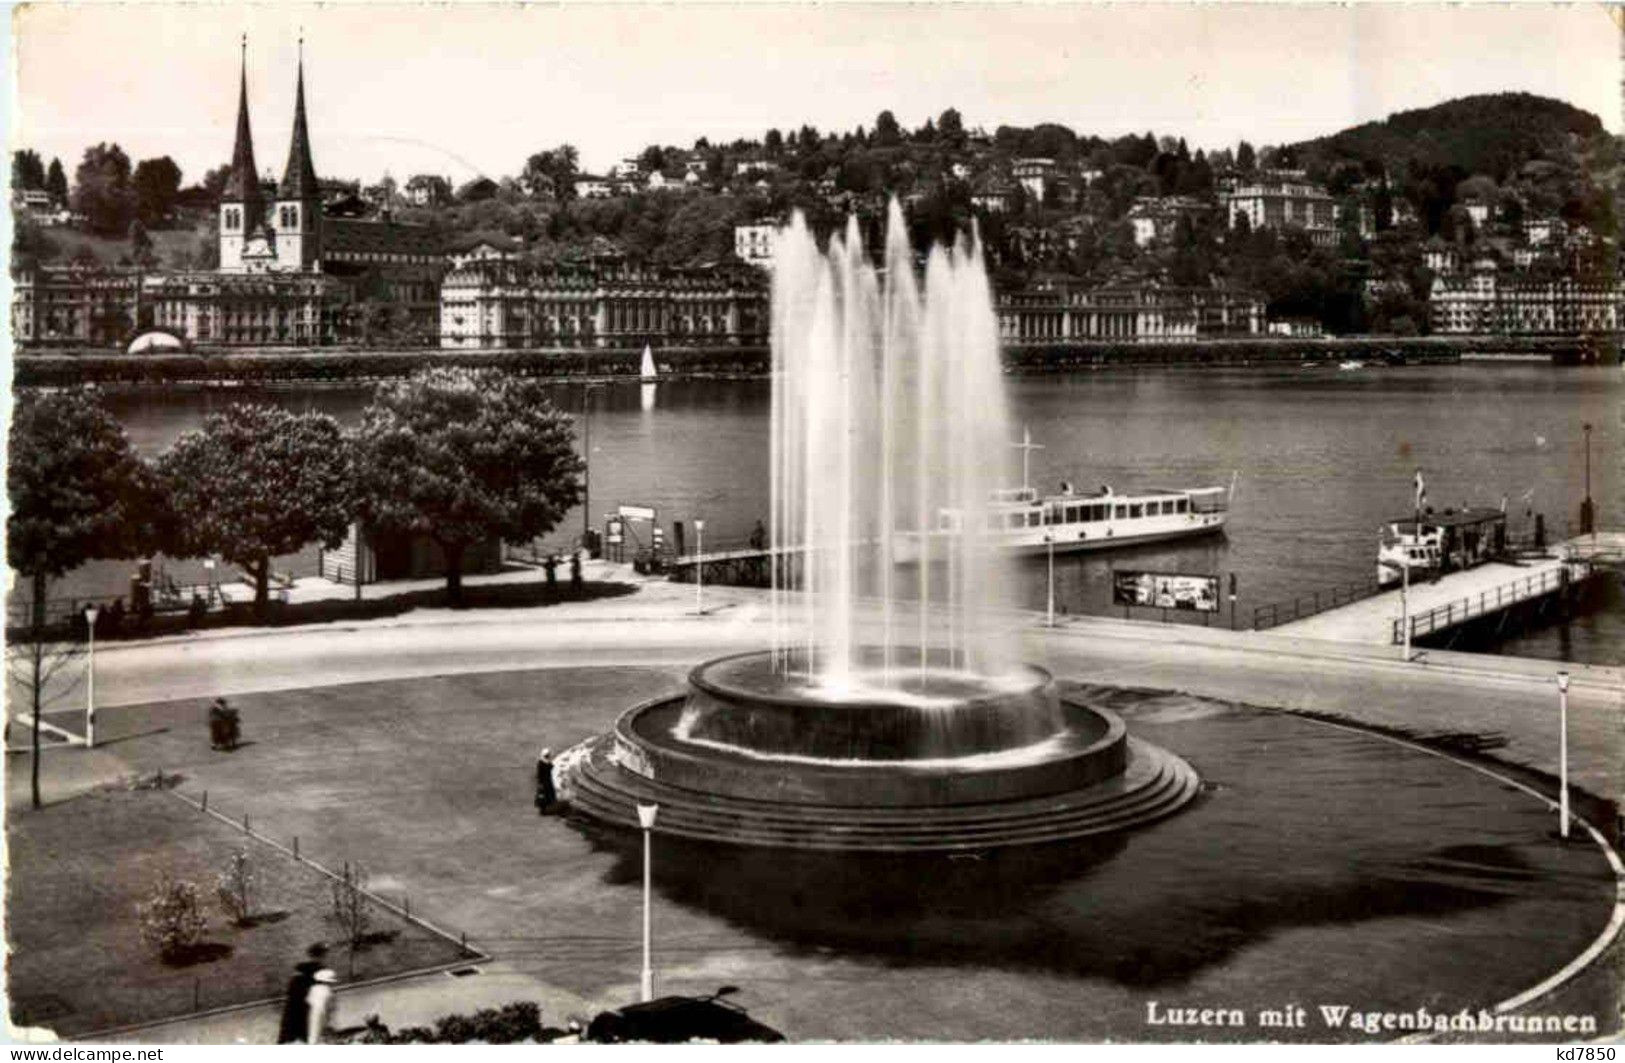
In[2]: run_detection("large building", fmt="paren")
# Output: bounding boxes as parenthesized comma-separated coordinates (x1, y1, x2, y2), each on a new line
(997, 277, 1264, 344)
(1221, 172, 1337, 246)
(439, 245, 768, 350)
(1430, 258, 1624, 336)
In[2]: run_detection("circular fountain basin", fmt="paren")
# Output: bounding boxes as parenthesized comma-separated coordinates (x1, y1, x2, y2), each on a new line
(568, 649, 1201, 851)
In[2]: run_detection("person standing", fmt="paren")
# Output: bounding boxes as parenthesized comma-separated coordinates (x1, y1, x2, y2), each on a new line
(306, 968, 338, 1044)
(276, 945, 328, 1043)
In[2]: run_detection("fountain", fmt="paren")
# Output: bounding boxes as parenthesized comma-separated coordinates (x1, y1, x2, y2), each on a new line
(566, 204, 1199, 851)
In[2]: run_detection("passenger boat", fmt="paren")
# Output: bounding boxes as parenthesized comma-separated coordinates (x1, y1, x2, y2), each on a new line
(893, 434, 1230, 561)
(1377, 507, 1507, 587)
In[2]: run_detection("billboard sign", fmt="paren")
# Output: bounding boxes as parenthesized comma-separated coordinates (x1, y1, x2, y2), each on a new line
(1112, 570, 1220, 612)
(618, 504, 657, 522)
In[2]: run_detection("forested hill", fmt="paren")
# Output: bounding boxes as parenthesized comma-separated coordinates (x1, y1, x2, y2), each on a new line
(1290, 93, 1607, 179)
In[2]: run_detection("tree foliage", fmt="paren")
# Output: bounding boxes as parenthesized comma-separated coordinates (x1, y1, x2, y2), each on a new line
(155, 404, 354, 612)
(132, 156, 183, 226)
(352, 368, 584, 604)
(139, 876, 209, 962)
(72, 142, 136, 235)
(8, 389, 156, 581)
(13, 148, 46, 190)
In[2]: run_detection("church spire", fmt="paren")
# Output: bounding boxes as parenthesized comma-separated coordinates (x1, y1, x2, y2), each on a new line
(279, 36, 320, 200)
(222, 34, 264, 226)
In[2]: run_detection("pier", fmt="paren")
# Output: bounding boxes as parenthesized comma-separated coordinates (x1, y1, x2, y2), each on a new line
(1274, 536, 1619, 647)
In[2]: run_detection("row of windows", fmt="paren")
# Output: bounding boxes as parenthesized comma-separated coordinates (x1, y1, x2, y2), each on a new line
(968, 497, 1191, 532)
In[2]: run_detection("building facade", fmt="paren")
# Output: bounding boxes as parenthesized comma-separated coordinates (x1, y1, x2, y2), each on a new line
(439, 246, 768, 350)
(1430, 259, 1624, 336)
(997, 278, 1264, 344)
(1221, 172, 1337, 246)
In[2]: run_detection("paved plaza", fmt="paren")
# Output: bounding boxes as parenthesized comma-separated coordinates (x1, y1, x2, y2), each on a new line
(8, 569, 1622, 1043)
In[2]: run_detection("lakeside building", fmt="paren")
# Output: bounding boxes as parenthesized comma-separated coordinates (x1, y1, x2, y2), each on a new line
(1429, 258, 1624, 336)
(438, 245, 767, 350)
(996, 277, 1264, 344)
(1221, 171, 1337, 246)
(12, 45, 445, 349)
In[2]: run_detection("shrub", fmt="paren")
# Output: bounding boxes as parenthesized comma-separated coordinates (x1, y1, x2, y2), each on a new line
(351, 1002, 545, 1044)
(216, 847, 255, 925)
(138, 876, 208, 960)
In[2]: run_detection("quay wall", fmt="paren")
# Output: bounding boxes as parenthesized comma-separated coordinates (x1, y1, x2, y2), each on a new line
(12, 335, 1610, 387)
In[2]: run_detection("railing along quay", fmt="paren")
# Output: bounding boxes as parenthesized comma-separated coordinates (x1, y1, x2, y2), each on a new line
(1253, 577, 1383, 631)
(1391, 560, 1593, 645)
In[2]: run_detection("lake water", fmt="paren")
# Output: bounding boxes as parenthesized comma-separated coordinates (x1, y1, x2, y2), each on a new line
(35, 362, 1625, 665)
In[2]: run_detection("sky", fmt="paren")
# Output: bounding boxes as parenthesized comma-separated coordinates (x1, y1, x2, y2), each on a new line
(10, 3, 1621, 189)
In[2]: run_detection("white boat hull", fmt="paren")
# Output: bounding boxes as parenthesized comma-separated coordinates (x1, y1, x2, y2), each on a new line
(892, 510, 1227, 563)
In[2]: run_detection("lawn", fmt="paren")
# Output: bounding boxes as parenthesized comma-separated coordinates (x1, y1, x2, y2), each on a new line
(6, 782, 469, 1037)
(35, 222, 209, 270)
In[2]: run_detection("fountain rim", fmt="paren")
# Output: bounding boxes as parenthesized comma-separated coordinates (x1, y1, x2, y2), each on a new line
(687, 649, 1056, 712)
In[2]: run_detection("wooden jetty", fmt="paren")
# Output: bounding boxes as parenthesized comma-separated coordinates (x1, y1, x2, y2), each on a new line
(1274, 535, 1618, 647)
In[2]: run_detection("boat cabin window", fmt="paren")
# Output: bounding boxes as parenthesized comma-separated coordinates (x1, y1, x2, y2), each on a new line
(1065, 504, 1081, 523)
(1130, 504, 1144, 519)
(1044, 507, 1060, 526)
(1114, 504, 1128, 520)
(1176, 498, 1188, 513)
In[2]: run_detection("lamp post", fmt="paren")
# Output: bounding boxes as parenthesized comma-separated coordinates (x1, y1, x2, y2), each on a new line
(1044, 533, 1055, 627)
(1556, 671, 1570, 840)
(636, 802, 659, 1001)
(582, 384, 604, 550)
(693, 519, 706, 616)
(1400, 556, 1411, 662)
(83, 605, 99, 749)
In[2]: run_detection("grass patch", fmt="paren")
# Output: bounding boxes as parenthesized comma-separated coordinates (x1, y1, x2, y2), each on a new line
(6, 784, 469, 1037)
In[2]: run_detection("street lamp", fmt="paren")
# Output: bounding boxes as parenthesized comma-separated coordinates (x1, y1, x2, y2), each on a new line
(83, 605, 99, 749)
(693, 519, 706, 616)
(1044, 532, 1055, 627)
(636, 802, 659, 1001)
(582, 384, 605, 550)
(1556, 671, 1571, 840)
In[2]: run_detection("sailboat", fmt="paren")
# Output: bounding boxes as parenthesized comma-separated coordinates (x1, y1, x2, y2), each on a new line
(639, 345, 659, 383)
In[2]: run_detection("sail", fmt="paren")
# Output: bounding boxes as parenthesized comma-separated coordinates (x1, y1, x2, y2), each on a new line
(640, 345, 658, 381)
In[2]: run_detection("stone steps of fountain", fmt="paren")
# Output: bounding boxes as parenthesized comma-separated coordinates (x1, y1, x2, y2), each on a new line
(566, 736, 1201, 852)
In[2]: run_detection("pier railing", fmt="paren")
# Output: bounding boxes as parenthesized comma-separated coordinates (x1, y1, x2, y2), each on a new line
(1252, 577, 1383, 631)
(1391, 561, 1591, 644)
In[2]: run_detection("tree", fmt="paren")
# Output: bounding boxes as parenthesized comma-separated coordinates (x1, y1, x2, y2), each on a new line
(45, 157, 68, 203)
(938, 108, 966, 150)
(522, 145, 579, 201)
(8, 389, 155, 808)
(352, 369, 585, 605)
(330, 861, 372, 977)
(874, 110, 902, 148)
(199, 163, 233, 202)
(72, 142, 135, 235)
(217, 847, 257, 926)
(1236, 141, 1257, 174)
(156, 405, 354, 614)
(132, 156, 183, 226)
(12, 149, 45, 190)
